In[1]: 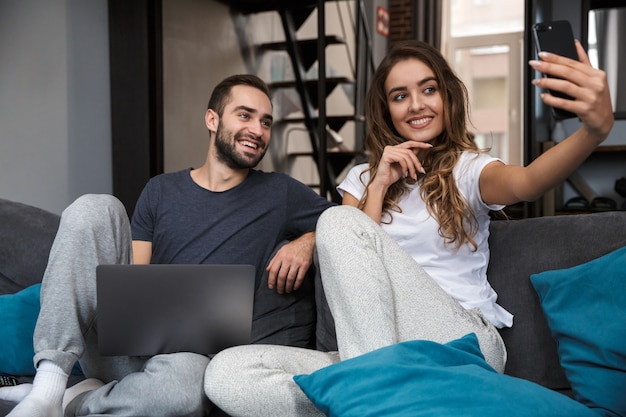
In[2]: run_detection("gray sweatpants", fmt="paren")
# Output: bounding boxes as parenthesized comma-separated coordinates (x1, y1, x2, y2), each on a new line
(33, 194, 211, 416)
(204, 205, 506, 417)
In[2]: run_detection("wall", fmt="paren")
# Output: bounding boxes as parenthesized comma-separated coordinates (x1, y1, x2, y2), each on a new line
(0, 0, 111, 214)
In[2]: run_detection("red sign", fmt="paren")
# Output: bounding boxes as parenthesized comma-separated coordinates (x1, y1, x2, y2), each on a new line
(376, 6, 389, 37)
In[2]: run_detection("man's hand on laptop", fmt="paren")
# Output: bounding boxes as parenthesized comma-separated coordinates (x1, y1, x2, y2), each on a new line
(266, 231, 315, 294)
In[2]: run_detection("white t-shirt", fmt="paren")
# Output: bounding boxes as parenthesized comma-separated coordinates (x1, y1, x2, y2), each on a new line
(338, 151, 514, 328)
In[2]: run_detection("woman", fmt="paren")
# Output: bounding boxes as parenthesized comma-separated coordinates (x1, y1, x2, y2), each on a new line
(204, 40, 614, 416)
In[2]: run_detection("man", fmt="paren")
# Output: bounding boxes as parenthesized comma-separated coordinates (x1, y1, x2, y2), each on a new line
(1, 74, 334, 416)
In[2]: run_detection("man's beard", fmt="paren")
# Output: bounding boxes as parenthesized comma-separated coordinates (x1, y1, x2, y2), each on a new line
(214, 121, 267, 169)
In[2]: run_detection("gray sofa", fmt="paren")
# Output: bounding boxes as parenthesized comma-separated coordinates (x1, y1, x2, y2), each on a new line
(1, 197, 626, 415)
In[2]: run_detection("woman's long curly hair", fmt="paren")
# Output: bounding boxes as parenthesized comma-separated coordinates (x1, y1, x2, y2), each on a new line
(361, 40, 483, 250)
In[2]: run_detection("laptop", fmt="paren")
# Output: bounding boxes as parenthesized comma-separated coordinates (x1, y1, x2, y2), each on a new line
(96, 264, 255, 356)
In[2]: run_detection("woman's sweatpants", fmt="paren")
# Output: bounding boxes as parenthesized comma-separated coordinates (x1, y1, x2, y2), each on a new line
(204, 205, 506, 417)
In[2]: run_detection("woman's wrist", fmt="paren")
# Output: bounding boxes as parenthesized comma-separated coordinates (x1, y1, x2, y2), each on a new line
(366, 181, 389, 200)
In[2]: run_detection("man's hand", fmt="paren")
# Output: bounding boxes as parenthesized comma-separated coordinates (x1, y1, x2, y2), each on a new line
(266, 231, 315, 294)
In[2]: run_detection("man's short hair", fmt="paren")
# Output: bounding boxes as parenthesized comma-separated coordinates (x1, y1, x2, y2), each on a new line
(207, 74, 272, 116)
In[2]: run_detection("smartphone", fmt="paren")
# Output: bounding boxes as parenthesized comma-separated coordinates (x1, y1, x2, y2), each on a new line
(0, 375, 18, 387)
(531, 20, 578, 120)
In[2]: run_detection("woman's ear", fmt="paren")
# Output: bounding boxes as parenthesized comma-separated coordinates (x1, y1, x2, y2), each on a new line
(205, 109, 218, 133)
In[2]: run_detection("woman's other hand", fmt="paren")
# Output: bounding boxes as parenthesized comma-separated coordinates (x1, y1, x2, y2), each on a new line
(373, 141, 432, 188)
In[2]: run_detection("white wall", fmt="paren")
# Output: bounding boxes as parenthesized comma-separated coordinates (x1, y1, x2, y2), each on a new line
(0, 0, 111, 214)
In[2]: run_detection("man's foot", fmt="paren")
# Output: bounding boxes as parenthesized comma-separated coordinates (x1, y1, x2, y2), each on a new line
(6, 360, 68, 417)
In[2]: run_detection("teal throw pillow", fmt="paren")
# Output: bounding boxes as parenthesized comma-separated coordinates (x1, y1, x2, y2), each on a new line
(531, 245, 626, 417)
(0, 283, 40, 375)
(294, 333, 597, 417)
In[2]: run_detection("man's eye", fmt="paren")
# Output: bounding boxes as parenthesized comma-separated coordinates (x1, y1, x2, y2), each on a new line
(261, 120, 272, 128)
(239, 113, 250, 119)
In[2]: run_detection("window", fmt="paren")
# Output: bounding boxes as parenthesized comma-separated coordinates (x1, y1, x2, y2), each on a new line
(442, 0, 525, 165)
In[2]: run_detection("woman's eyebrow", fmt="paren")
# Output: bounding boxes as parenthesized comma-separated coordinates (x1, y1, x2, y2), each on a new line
(387, 77, 438, 97)
(387, 86, 407, 96)
(418, 76, 438, 86)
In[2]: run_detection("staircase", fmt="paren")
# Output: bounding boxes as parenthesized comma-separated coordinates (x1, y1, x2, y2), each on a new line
(215, 0, 374, 202)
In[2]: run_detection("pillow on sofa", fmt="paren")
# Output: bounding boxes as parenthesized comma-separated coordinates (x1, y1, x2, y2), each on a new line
(531, 245, 626, 417)
(0, 283, 40, 375)
(293, 333, 597, 417)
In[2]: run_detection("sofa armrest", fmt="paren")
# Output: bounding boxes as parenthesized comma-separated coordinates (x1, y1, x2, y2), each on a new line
(0, 199, 60, 295)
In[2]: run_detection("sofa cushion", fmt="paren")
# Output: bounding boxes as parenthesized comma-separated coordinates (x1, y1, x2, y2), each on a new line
(531, 245, 626, 417)
(294, 333, 597, 417)
(0, 199, 59, 295)
(0, 283, 40, 375)
(487, 211, 626, 390)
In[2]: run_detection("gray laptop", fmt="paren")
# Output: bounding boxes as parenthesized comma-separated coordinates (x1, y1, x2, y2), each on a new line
(96, 264, 255, 356)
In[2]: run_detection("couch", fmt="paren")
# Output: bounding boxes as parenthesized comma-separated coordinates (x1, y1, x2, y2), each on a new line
(1, 197, 625, 416)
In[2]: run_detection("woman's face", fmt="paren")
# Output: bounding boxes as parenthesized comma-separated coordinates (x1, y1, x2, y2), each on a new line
(384, 58, 444, 144)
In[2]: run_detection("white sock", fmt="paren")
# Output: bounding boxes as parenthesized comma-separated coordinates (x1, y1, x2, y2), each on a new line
(7, 360, 68, 417)
(0, 384, 32, 402)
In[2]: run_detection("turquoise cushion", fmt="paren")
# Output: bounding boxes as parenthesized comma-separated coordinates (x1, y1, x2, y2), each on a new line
(0, 284, 40, 375)
(531, 245, 626, 417)
(294, 333, 597, 417)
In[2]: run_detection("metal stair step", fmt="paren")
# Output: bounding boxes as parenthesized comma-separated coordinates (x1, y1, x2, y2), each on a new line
(259, 35, 346, 71)
(258, 35, 345, 52)
(288, 150, 368, 177)
(217, 0, 341, 14)
(269, 76, 351, 89)
(269, 76, 352, 108)
(280, 114, 364, 133)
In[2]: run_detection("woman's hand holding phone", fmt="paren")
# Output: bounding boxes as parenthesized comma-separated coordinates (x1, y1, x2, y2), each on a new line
(530, 20, 613, 141)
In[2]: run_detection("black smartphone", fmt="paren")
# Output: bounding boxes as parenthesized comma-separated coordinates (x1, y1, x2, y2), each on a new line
(0, 375, 18, 387)
(531, 20, 578, 120)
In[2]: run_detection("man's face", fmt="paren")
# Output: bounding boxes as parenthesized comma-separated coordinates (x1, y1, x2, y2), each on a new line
(213, 85, 273, 169)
